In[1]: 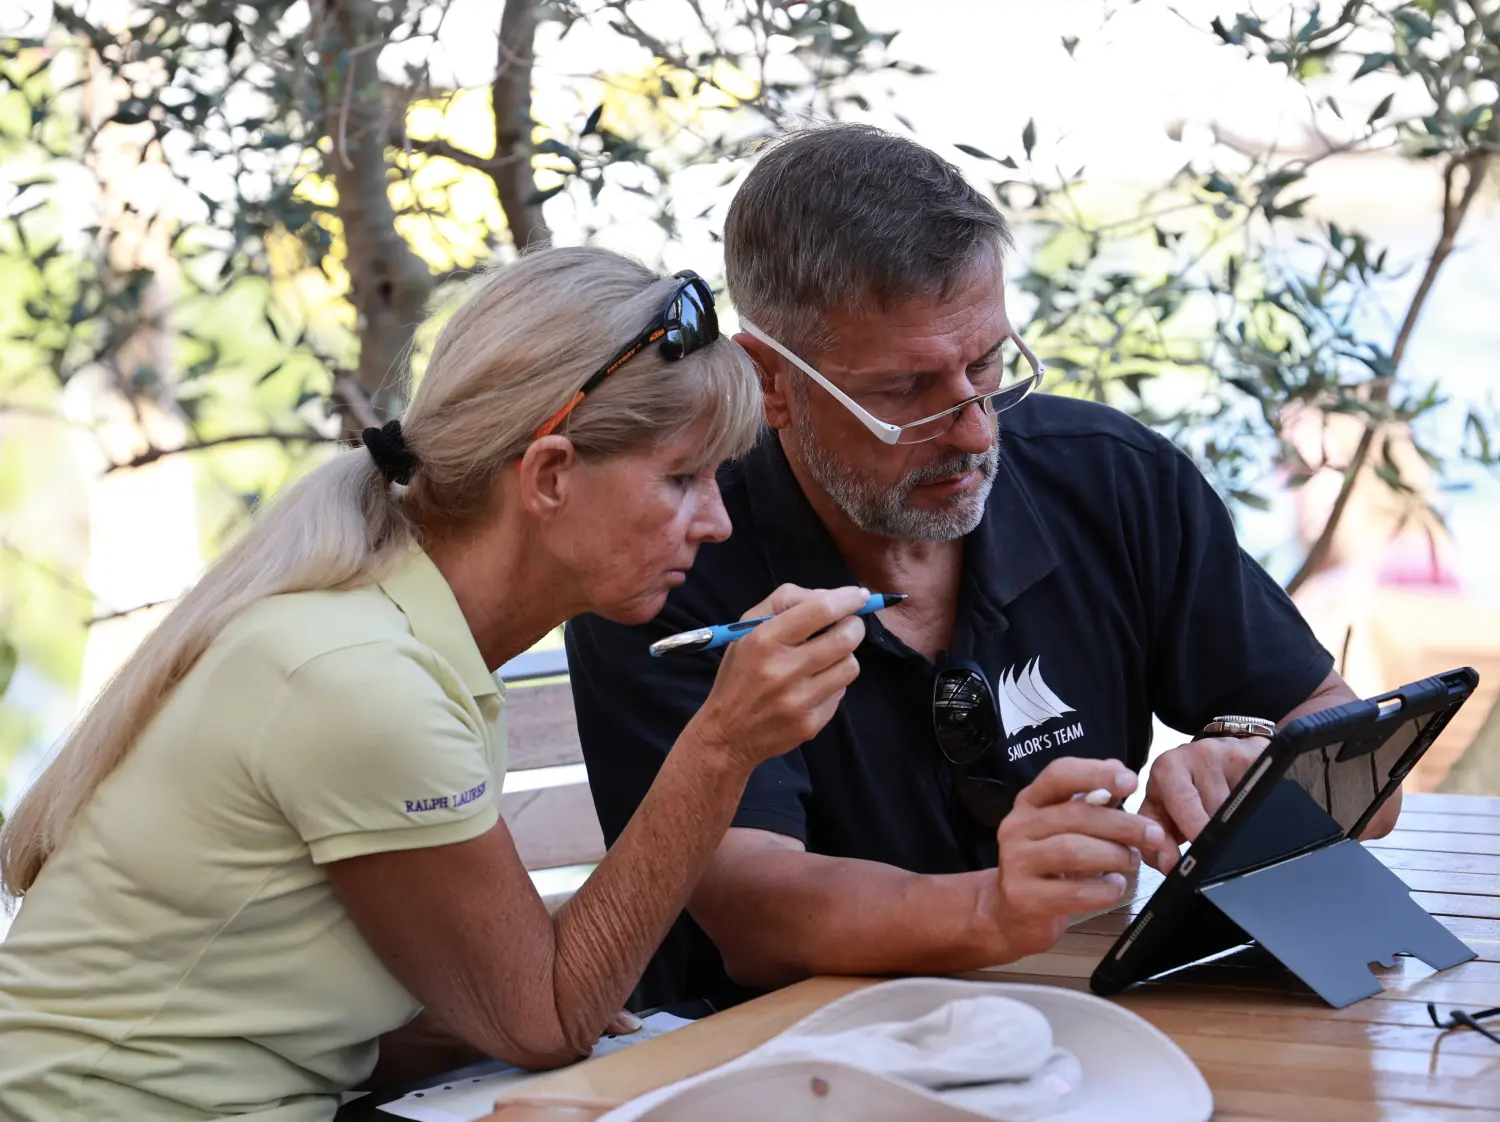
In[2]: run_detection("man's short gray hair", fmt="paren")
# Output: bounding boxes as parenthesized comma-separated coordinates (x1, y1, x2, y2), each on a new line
(724, 123, 1013, 357)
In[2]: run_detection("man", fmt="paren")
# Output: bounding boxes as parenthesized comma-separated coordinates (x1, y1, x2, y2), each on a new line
(564, 123, 1393, 1012)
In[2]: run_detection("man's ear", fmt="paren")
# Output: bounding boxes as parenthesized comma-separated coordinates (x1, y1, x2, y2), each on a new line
(515, 435, 578, 518)
(733, 332, 793, 431)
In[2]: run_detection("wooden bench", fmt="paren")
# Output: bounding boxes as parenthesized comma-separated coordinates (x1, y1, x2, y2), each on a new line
(497, 647, 605, 908)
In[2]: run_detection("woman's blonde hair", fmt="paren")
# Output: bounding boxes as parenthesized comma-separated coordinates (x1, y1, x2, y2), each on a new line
(1, 246, 762, 897)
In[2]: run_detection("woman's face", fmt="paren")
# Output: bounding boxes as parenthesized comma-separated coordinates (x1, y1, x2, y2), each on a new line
(551, 427, 734, 625)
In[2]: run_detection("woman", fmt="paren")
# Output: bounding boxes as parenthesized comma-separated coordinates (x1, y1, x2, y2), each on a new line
(0, 247, 868, 1120)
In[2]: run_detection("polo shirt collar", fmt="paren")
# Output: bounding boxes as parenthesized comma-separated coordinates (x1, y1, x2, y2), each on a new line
(965, 435, 1060, 612)
(378, 545, 501, 699)
(740, 428, 1059, 615)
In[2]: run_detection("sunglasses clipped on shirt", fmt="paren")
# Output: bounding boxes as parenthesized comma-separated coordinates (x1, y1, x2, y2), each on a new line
(932, 655, 1023, 834)
(533, 270, 720, 439)
(739, 318, 1045, 445)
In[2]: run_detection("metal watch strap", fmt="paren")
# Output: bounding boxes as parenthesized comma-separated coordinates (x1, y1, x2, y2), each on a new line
(1198, 714, 1277, 740)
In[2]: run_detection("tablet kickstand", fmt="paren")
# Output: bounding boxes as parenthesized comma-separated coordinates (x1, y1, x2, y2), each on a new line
(1197, 837, 1476, 1008)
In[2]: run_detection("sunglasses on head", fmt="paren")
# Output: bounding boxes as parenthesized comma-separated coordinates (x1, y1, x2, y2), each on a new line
(933, 656, 1022, 833)
(533, 270, 720, 439)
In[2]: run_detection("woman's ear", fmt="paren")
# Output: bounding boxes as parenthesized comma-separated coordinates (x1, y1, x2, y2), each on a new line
(733, 332, 792, 430)
(515, 436, 578, 519)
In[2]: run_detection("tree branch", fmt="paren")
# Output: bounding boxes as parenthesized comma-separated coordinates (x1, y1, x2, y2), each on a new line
(89, 598, 175, 625)
(0, 402, 98, 431)
(107, 431, 340, 472)
(1285, 152, 1490, 596)
(324, 0, 435, 422)
(490, 0, 549, 252)
(333, 370, 382, 431)
(406, 135, 528, 172)
(0, 536, 99, 607)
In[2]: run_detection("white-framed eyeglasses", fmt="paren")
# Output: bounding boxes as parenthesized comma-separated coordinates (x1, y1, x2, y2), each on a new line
(738, 318, 1046, 446)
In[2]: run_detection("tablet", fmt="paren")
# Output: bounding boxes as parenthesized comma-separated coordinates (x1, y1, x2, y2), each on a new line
(1090, 667, 1480, 997)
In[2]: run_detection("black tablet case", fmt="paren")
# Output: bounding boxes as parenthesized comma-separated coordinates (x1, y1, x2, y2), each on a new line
(1092, 669, 1480, 1008)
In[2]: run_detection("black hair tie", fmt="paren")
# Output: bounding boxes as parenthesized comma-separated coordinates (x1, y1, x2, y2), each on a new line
(361, 419, 420, 486)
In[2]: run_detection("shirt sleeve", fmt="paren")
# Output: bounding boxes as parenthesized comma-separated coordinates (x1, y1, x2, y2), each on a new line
(255, 641, 500, 864)
(565, 598, 812, 848)
(1148, 439, 1335, 735)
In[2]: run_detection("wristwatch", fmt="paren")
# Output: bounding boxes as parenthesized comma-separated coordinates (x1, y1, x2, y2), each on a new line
(1197, 714, 1277, 740)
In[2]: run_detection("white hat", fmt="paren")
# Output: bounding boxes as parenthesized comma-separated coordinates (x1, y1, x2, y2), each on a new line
(601, 978, 1211, 1122)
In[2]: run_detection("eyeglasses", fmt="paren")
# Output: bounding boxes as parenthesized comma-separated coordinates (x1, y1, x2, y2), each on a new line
(738, 318, 1045, 445)
(1428, 1003, 1500, 1046)
(933, 657, 1021, 833)
(534, 270, 720, 439)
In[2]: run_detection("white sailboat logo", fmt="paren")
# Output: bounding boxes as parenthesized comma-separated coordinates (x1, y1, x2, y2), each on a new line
(997, 658, 1076, 739)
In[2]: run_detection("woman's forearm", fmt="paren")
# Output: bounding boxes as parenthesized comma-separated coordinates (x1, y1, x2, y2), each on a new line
(545, 722, 750, 1047)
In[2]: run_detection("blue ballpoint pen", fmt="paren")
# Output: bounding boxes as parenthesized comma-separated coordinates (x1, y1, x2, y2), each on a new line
(648, 593, 907, 657)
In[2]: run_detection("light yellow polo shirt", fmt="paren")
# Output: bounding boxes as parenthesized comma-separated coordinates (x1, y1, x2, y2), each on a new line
(0, 547, 507, 1121)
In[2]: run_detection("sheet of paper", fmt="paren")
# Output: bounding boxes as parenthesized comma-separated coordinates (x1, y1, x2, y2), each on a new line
(376, 1013, 696, 1122)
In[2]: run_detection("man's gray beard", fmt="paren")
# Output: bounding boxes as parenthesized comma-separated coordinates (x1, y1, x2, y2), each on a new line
(788, 415, 999, 541)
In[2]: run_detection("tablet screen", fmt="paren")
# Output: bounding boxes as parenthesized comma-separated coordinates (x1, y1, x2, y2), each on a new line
(1281, 712, 1437, 834)
(1197, 775, 1343, 883)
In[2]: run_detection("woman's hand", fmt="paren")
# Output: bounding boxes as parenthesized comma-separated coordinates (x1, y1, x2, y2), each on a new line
(985, 758, 1167, 960)
(685, 583, 869, 773)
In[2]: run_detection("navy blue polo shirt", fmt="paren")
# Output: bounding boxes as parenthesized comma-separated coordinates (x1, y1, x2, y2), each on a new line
(564, 393, 1333, 1011)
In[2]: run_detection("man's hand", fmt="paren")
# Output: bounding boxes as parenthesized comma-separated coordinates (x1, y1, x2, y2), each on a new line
(1137, 735, 1268, 871)
(985, 758, 1169, 961)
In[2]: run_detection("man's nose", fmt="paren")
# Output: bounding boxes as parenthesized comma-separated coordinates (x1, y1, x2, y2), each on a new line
(939, 397, 996, 456)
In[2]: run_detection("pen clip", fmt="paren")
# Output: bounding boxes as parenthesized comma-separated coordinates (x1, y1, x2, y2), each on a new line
(648, 627, 715, 657)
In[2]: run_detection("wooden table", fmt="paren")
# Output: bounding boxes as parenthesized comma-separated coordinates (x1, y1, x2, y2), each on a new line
(481, 793, 1500, 1121)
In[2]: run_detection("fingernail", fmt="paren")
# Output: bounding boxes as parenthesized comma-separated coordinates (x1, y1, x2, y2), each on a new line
(1102, 872, 1128, 895)
(1145, 822, 1166, 846)
(616, 1012, 642, 1033)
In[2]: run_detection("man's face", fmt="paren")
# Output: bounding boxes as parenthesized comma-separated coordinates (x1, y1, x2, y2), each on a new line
(775, 259, 1011, 540)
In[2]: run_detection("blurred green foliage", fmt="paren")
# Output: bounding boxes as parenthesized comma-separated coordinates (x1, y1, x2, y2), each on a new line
(975, 0, 1498, 592)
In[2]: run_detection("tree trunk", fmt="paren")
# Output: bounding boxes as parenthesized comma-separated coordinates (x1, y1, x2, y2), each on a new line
(491, 0, 548, 252)
(323, 0, 434, 423)
(1285, 153, 1490, 597)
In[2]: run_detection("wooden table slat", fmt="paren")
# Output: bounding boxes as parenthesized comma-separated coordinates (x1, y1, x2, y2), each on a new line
(1402, 793, 1500, 816)
(1377, 848, 1500, 877)
(1214, 1090, 1497, 1122)
(1384, 810, 1500, 836)
(1194, 1060, 1500, 1111)
(1129, 1005, 1500, 1058)
(1368, 831, 1500, 857)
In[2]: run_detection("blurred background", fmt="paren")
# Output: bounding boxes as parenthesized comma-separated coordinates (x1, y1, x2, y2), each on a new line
(1, 0, 1497, 851)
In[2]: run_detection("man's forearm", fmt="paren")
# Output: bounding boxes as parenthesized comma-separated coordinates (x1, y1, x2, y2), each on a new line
(690, 846, 1003, 990)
